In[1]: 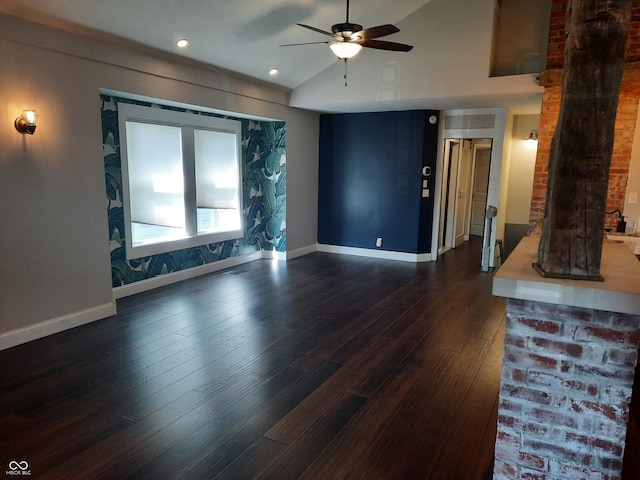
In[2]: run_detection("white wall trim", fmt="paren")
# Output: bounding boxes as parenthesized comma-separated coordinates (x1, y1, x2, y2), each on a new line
(317, 244, 433, 263)
(1, 243, 434, 351)
(113, 250, 263, 299)
(114, 242, 434, 300)
(0, 303, 116, 351)
(261, 249, 287, 261)
(114, 242, 434, 301)
(286, 243, 318, 260)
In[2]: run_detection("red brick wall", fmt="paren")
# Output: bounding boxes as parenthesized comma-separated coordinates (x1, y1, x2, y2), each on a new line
(529, 1, 640, 232)
(545, 0, 568, 70)
(546, 1, 640, 67)
(494, 299, 640, 480)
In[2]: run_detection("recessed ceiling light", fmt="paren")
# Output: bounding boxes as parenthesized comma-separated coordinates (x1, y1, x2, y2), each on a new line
(176, 39, 189, 48)
(269, 68, 279, 76)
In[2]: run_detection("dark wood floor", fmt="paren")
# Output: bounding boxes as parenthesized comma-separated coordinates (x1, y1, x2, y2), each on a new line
(0, 237, 636, 479)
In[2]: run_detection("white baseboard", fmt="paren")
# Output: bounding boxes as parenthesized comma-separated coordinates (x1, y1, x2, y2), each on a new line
(113, 250, 263, 299)
(285, 243, 318, 260)
(0, 302, 116, 351)
(1, 244, 433, 351)
(114, 244, 432, 301)
(261, 249, 287, 261)
(317, 244, 433, 263)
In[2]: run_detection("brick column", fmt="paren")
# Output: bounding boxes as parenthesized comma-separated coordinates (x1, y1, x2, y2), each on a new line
(492, 237, 640, 480)
(494, 299, 640, 480)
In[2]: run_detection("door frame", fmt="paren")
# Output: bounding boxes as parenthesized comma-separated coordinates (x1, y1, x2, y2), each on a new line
(431, 108, 509, 271)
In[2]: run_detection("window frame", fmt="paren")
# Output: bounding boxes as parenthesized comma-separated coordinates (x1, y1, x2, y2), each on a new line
(118, 103, 243, 260)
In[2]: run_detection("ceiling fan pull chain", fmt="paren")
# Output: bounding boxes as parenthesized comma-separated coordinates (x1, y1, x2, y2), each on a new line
(344, 59, 348, 86)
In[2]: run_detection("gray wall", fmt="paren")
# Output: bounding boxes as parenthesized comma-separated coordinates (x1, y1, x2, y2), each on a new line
(0, 14, 319, 347)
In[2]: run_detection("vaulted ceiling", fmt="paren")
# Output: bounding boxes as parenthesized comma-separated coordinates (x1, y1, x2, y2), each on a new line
(0, 0, 544, 113)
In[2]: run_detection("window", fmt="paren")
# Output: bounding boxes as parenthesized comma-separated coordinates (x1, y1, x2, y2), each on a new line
(118, 103, 243, 259)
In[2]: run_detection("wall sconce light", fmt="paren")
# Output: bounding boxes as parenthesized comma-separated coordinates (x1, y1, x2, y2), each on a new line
(15, 109, 39, 135)
(526, 129, 539, 144)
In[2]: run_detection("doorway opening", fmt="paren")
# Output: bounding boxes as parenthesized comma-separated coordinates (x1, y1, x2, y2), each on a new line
(439, 138, 493, 256)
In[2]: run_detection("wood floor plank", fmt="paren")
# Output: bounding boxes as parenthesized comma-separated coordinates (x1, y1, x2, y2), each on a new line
(212, 437, 288, 480)
(347, 339, 492, 477)
(433, 405, 496, 479)
(297, 362, 424, 480)
(264, 318, 423, 447)
(342, 466, 388, 480)
(161, 361, 343, 480)
(119, 366, 311, 480)
(4, 412, 137, 475)
(464, 320, 506, 412)
(290, 298, 401, 371)
(246, 309, 363, 377)
(258, 392, 368, 480)
(1, 237, 635, 479)
(29, 388, 210, 479)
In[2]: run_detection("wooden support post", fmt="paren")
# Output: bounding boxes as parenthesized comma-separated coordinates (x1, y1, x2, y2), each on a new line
(535, 0, 632, 280)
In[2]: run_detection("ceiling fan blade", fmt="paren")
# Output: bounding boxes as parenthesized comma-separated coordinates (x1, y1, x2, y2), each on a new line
(360, 39, 414, 52)
(297, 23, 335, 37)
(357, 24, 400, 40)
(280, 41, 330, 47)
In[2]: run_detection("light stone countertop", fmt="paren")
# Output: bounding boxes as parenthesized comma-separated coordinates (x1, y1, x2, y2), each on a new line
(493, 236, 640, 315)
(606, 232, 640, 255)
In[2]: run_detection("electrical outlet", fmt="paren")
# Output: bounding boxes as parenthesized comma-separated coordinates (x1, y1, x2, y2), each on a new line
(629, 192, 638, 205)
(376, 237, 383, 247)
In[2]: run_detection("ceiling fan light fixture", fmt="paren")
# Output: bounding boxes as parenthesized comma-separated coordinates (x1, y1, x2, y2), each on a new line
(329, 40, 362, 59)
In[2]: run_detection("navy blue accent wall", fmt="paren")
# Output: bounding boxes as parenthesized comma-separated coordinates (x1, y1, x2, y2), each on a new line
(318, 110, 439, 254)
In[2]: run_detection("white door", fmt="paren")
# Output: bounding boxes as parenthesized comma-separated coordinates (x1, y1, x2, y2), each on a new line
(453, 140, 473, 247)
(469, 146, 491, 236)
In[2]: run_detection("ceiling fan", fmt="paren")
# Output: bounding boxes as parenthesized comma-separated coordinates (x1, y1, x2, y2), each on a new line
(281, 0, 413, 84)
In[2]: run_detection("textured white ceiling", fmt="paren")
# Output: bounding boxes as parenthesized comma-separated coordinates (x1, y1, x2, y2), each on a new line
(0, 0, 431, 89)
(1, 0, 546, 113)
